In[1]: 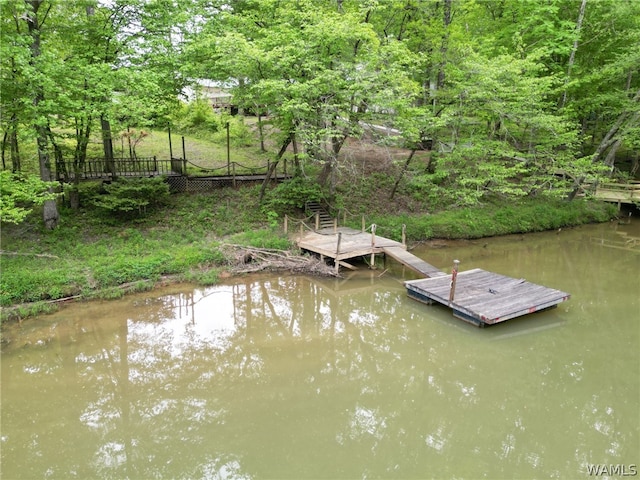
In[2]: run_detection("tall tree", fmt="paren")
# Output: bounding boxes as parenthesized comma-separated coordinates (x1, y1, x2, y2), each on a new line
(24, 0, 58, 229)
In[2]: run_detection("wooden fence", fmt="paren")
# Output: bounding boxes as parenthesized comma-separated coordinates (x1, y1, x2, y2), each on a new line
(54, 157, 292, 191)
(55, 157, 183, 182)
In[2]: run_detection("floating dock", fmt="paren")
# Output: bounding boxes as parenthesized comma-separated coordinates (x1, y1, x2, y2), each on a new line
(405, 269, 570, 327)
(295, 225, 570, 327)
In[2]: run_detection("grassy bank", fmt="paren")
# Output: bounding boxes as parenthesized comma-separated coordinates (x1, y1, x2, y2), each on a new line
(0, 182, 616, 322)
(0, 123, 619, 321)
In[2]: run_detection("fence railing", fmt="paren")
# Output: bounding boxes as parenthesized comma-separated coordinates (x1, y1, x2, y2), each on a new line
(54, 156, 292, 183)
(55, 157, 180, 181)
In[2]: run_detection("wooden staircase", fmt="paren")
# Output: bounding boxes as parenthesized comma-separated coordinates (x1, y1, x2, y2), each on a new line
(305, 201, 335, 230)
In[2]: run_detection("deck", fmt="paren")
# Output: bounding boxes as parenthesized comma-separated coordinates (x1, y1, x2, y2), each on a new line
(405, 269, 570, 327)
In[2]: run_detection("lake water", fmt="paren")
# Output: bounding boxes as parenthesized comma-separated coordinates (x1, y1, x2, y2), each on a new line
(1, 221, 638, 479)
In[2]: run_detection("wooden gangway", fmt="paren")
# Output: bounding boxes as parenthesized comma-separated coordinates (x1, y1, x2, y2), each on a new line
(382, 246, 447, 278)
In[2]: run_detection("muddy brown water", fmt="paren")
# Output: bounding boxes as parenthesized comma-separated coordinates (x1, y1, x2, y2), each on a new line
(1, 222, 638, 479)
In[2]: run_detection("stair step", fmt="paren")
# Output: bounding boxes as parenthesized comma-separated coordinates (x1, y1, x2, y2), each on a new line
(305, 201, 336, 230)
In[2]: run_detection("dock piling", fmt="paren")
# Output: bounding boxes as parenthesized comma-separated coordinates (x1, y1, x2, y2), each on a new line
(370, 224, 377, 268)
(335, 232, 342, 274)
(449, 259, 460, 303)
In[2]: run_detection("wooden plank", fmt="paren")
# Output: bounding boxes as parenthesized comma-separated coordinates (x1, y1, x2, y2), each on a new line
(382, 246, 447, 278)
(405, 269, 570, 326)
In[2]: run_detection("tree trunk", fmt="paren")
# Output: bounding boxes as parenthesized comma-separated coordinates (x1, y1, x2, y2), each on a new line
(259, 135, 292, 202)
(591, 88, 640, 167)
(2, 119, 21, 172)
(9, 123, 20, 172)
(390, 149, 416, 200)
(26, 0, 58, 229)
(437, 0, 452, 92)
(560, 0, 587, 109)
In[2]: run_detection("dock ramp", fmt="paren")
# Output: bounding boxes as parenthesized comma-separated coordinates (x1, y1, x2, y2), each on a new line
(382, 246, 447, 278)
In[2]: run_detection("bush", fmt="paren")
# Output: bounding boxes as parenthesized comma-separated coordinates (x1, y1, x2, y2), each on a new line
(262, 177, 325, 215)
(92, 177, 170, 216)
(0, 171, 59, 225)
(174, 100, 221, 132)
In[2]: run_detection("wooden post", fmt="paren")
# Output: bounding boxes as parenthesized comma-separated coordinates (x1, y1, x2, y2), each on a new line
(402, 224, 406, 247)
(315, 212, 320, 230)
(333, 218, 337, 233)
(343, 210, 346, 225)
(370, 224, 376, 268)
(335, 232, 342, 274)
(232, 162, 236, 188)
(284, 214, 288, 234)
(226, 122, 230, 175)
(361, 215, 365, 232)
(449, 259, 460, 303)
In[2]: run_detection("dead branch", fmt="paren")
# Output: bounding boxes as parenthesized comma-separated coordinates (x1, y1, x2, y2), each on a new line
(0, 250, 59, 259)
(221, 244, 340, 277)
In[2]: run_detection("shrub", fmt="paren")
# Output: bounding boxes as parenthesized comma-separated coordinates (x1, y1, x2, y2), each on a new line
(262, 177, 325, 215)
(174, 99, 221, 132)
(0, 171, 59, 225)
(92, 177, 170, 216)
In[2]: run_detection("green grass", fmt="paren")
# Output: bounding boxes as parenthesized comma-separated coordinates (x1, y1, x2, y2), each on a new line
(128, 128, 271, 171)
(13, 120, 273, 177)
(356, 197, 617, 242)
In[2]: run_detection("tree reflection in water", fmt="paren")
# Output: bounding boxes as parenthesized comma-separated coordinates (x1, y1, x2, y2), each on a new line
(1, 242, 638, 480)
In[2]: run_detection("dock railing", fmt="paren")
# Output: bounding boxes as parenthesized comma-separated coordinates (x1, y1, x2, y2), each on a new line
(593, 181, 640, 205)
(284, 207, 407, 247)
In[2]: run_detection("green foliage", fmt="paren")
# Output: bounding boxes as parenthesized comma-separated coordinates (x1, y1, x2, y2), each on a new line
(366, 198, 617, 241)
(0, 256, 86, 305)
(212, 116, 254, 147)
(262, 177, 325, 215)
(90, 254, 170, 287)
(0, 171, 59, 224)
(91, 177, 170, 216)
(173, 100, 221, 133)
(183, 268, 221, 286)
(228, 229, 292, 250)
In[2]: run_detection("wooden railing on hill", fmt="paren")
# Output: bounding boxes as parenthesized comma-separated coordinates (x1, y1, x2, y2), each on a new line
(593, 182, 640, 205)
(55, 157, 183, 181)
(53, 157, 293, 192)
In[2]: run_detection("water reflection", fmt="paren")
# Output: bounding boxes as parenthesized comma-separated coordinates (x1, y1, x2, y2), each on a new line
(1, 223, 639, 479)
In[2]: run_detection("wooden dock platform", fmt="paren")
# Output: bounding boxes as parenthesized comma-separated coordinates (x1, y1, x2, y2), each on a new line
(296, 227, 444, 276)
(405, 269, 570, 327)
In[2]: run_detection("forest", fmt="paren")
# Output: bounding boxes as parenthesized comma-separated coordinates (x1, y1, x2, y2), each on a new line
(1, 0, 639, 229)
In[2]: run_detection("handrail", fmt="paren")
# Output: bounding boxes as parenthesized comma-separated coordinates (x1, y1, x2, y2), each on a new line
(53, 156, 292, 181)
